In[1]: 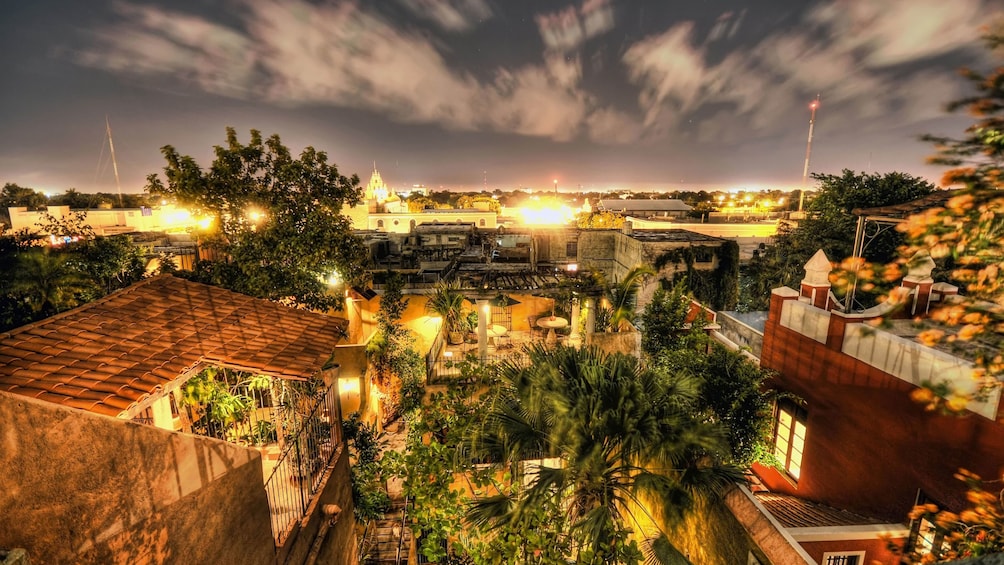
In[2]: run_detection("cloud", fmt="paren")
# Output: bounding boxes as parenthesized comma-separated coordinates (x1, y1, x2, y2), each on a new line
(535, 0, 615, 52)
(75, 0, 610, 142)
(623, 23, 705, 128)
(396, 0, 492, 33)
(71, 0, 992, 149)
(621, 0, 990, 145)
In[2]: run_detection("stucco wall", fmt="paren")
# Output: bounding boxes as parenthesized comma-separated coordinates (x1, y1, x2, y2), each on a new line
(0, 391, 275, 565)
(759, 291, 1004, 522)
(662, 491, 773, 565)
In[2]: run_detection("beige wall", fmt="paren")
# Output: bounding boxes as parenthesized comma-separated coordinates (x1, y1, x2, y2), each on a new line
(0, 391, 275, 565)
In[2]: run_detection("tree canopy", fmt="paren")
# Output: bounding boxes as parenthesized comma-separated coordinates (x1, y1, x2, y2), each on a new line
(740, 170, 936, 311)
(146, 128, 366, 311)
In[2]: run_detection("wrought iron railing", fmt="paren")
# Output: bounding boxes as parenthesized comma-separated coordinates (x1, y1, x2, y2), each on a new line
(262, 386, 341, 545)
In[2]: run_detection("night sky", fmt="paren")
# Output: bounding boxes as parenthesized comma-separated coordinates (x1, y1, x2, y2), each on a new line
(1, 0, 998, 194)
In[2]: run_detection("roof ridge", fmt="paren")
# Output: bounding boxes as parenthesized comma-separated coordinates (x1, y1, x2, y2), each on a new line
(0, 273, 172, 340)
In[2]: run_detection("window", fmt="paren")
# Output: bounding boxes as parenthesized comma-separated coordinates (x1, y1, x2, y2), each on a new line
(773, 399, 807, 480)
(566, 241, 578, 257)
(907, 492, 948, 558)
(822, 552, 864, 565)
(376, 219, 384, 228)
(479, 219, 486, 227)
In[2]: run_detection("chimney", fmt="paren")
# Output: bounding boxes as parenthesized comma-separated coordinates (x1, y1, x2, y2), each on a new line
(800, 249, 834, 310)
(900, 251, 936, 316)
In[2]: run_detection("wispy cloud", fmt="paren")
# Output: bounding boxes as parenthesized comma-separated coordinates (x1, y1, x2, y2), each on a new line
(75, 0, 624, 142)
(397, 0, 492, 33)
(72, 0, 992, 149)
(621, 0, 992, 144)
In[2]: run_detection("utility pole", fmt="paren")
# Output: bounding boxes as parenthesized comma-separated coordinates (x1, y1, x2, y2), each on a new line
(798, 95, 820, 213)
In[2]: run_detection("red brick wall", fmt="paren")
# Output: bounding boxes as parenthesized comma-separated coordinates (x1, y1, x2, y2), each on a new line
(758, 292, 1004, 522)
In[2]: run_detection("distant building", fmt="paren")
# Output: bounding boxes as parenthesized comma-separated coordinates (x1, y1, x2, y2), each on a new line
(598, 198, 693, 218)
(7, 204, 204, 237)
(344, 168, 496, 233)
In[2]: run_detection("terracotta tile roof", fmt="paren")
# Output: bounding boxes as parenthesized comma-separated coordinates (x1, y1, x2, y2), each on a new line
(755, 492, 888, 528)
(0, 275, 347, 418)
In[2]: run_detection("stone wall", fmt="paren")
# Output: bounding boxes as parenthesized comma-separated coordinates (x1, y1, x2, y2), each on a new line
(0, 391, 275, 565)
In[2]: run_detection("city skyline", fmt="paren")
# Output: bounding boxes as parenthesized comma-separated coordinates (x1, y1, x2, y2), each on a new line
(1, 0, 998, 193)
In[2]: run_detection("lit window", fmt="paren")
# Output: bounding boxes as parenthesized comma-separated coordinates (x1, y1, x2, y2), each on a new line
(773, 399, 807, 480)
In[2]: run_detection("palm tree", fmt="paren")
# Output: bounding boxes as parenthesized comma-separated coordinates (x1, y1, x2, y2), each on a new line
(464, 344, 741, 564)
(606, 264, 656, 332)
(11, 249, 92, 317)
(426, 279, 469, 344)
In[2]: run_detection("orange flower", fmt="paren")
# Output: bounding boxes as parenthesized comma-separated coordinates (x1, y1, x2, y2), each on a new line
(917, 329, 945, 347)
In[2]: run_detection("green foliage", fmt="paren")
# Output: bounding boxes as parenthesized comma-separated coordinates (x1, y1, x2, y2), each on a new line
(368, 272, 426, 420)
(657, 242, 740, 311)
(576, 211, 625, 229)
(146, 127, 365, 311)
(8, 249, 93, 317)
(71, 235, 146, 296)
(384, 383, 488, 563)
(739, 170, 936, 311)
(605, 264, 656, 332)
(181, 369, 254, 438)
(342, 412, 391, 522)
(0, 183, 47, 226)
(640, 283, 693, 357)
(643, 298, 774, 468)
(426, 280, 469, 336)
(465, 344, 742, 564)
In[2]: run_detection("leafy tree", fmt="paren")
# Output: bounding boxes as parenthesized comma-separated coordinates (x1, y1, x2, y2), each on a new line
(1, 183, 47, 227)
(146, 127, 365, 311)
(642, 289, 775, 468)
(640, 283, 693, 357)
(71, 235, 147, 296)
(576, 211, 625, 229)
(740, 170, 936, 311)
(465, 344, 741, 564)
(457, 194, 501, 213)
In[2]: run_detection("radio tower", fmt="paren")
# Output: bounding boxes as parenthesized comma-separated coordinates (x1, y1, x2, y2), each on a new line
(798, 95, 820, 213)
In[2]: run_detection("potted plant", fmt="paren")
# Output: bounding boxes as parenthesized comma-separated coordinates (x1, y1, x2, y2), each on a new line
(426, 280, 468, 345)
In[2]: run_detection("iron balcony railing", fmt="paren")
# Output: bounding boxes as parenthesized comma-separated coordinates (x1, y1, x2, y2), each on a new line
(262, 386, 341, 545)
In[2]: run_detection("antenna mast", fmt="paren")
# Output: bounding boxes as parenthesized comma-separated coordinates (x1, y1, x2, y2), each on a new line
(106, 116, 123, 208)
(798, 95, 820, 213)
